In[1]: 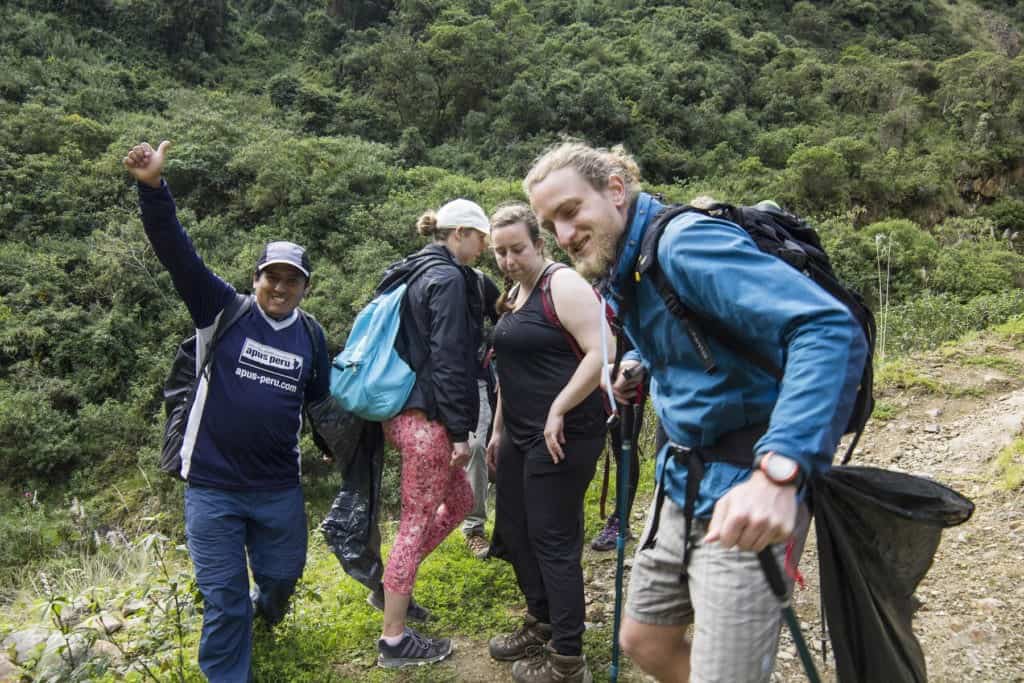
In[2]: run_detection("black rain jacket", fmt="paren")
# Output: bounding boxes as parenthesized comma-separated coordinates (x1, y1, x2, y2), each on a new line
(393, 244, 482, 442)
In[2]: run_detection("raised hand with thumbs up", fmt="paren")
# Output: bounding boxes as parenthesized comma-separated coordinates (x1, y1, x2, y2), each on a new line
(122, 140, 171, 189)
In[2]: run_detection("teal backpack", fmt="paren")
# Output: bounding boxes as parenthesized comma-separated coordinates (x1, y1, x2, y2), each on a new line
(330, 256, 448, 421)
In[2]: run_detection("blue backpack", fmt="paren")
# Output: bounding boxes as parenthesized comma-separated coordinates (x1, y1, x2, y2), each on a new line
(330, 256, 448, 421)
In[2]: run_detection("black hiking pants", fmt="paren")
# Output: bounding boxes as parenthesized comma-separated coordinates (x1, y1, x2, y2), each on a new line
(493, 433, 603, 656)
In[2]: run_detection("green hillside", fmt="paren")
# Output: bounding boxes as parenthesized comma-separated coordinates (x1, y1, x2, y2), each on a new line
(2, 0, 1024, 577)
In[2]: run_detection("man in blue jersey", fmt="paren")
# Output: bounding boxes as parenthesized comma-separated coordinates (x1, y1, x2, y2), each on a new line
(124, 140, 330, 682)
(525, 142, 866, 683)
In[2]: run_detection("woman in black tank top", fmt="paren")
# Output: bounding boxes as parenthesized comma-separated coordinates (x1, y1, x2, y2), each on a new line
(484, 203, 612, 682)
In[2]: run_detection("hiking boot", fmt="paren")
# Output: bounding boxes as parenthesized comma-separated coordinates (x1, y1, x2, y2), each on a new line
(489, 614, 552, 661)
(590, 515, 632, 552)
(377, 627, 453, 668)
(465, 532, 491, 559)
(511, 644, 592, 683)
(366, 588, 433, 623)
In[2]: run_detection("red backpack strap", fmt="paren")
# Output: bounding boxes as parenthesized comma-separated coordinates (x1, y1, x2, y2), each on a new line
(540, 263, 614, 416)
(539, 263, 583, 359)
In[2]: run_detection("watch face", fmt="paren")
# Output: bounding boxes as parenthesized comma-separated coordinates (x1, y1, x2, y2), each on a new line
(765, 455, 798, 482)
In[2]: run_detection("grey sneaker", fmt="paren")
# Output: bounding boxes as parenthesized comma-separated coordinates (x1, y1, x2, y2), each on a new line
(366, 588, 432, 622)
(488, 614, 552, 661)
(377, 627, 453, 668)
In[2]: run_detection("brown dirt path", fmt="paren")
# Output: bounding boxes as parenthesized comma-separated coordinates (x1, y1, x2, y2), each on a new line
(771, 336, 1024, 683)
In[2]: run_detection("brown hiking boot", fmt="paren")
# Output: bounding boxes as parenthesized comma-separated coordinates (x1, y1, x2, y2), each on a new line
(511, 644, 592, 683)
(488, 614, 552, 661)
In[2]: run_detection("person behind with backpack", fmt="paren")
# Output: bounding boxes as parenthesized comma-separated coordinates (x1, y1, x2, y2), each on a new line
(524, 142, 867, 683)
(484, 202, 611, 683)
(123, 141, 330, 682)
(462, 269, 501, 559)
(373, 198, 490, 668)
(589, 371, 647, 552)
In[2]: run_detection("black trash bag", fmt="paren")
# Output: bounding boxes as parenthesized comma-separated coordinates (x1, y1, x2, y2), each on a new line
(320, 421, 386, 591)
(306, 393, 364, 472)
(812, 466, 974, 683)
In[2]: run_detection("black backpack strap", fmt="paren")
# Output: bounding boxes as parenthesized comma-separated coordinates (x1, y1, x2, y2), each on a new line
(214, 293, 251, 344)
(199, 292, 250, 378)
(839, 356, 873, 465)
(376, 254, 452, 295)
(639, 207, 784, 381)
(298, 309, 325, 388)
(297, 309, 331, 455)
(642, 423, 767, 577)
(636, 206, 717, 374)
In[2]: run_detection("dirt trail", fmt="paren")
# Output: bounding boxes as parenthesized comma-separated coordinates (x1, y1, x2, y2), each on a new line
(422, 336, 1024, 682)
(771, 337, 1024, 683)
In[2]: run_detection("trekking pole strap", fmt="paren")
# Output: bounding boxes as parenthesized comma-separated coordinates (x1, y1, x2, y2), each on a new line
(599, 446, 611, 519)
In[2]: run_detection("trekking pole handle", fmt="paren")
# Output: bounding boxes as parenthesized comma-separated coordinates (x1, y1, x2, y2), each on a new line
(757, 547, 788, 602)
(620, 365, 646, 405)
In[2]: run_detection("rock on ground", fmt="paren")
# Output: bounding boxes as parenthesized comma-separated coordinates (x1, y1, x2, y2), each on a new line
(1, 627, 50, 664)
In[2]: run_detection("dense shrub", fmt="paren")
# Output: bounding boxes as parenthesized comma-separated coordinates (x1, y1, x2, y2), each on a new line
(2, 0, 1023, 510)
(882, 290, 1024, 353)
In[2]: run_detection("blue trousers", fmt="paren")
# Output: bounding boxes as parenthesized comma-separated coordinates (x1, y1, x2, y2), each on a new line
(185, 485, 307, 683)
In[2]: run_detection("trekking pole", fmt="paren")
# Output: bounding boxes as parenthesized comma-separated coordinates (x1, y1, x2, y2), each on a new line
(758, 547, 821, 683)
(609, 400, 635, 683)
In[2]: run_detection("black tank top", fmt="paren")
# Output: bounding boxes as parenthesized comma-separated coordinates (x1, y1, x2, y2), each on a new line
(493, 265, 607, 454)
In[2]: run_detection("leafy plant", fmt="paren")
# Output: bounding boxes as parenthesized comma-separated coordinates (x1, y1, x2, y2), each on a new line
(90, 534, 198, 682)
(993, 437, 1024, 490)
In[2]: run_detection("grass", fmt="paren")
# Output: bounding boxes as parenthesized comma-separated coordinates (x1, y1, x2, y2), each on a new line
(994, 314, 1024, 345)
(870, 400, 899, 421)
(2, 411, 662, 683)
(250, 534, 525, 682)
(993, 437, 1024, 491)
(875, 359, 942, 394)
(953, 354, 1023, 374)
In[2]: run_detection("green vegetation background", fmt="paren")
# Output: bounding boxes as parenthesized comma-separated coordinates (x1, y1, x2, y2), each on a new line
(2, 0, 1024, 660)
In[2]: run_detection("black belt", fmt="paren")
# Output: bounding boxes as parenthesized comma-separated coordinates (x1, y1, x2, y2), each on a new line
(642, 422, 767, 577)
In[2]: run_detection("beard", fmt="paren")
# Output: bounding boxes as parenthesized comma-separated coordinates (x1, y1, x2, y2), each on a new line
(572, 228, 619, 281)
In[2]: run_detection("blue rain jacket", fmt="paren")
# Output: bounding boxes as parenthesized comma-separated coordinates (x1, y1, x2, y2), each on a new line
(609, 193, 867, 517)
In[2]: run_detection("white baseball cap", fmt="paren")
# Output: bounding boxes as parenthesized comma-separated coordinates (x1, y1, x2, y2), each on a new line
(436, 198, 490, 235)
(256, 241, 311, 278)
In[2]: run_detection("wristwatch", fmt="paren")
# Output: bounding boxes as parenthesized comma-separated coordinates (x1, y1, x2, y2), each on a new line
(753, 452, 804, 487)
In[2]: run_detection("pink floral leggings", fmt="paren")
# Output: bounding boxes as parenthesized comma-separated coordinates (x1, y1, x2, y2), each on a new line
(382, 410, 473, 595)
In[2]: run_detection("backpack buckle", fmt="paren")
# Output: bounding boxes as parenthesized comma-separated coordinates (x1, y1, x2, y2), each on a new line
(668, 443, 692, 464)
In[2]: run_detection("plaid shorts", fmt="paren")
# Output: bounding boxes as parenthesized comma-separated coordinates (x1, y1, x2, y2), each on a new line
(626, 494, 810, 683)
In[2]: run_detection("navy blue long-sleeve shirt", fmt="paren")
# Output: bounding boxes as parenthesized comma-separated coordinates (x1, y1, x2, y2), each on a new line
(139, 180, 329, 490)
